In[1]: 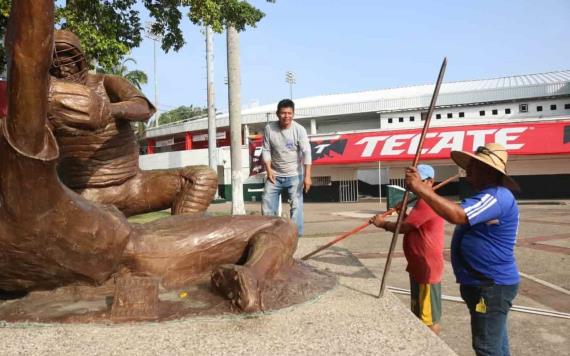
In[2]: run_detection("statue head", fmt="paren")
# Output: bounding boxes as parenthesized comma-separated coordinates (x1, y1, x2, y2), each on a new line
(50, 30, 88, 83)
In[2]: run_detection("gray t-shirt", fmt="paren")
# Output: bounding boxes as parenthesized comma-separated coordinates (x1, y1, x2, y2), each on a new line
(262, 121, 312, 177)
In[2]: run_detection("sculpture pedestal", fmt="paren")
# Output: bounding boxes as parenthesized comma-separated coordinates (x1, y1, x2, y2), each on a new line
(0, 262, 336, 323)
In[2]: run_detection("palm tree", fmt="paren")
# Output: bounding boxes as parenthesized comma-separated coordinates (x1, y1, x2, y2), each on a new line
(97, 58, 148, 90)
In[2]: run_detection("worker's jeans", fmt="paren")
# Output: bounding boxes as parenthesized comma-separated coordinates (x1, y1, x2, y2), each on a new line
(262, 175, 304, 236)
(460, 284, 519, 356)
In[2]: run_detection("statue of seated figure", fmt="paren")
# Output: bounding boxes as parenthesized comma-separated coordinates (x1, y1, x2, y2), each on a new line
(48, 29, 217, 217)
(0, 0, 297, 313)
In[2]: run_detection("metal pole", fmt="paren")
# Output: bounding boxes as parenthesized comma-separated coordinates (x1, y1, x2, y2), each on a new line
(227, 25, 245, 215)
(378, 58, 447, 298)
(301, 173, 458, 261)
(154, 40, 159, 127)
(206, 26, 217, 171)
(378, 160, 382, 208)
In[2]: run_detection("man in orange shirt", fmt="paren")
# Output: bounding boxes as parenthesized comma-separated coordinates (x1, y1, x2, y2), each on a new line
(371, 164, 445, 334)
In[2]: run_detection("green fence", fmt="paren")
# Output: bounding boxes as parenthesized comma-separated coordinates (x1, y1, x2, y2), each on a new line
(386, 185, 416, 210)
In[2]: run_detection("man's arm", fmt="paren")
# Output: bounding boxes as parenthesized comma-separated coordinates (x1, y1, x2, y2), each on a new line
(406, 167, 468, 225)
(103, 75, 156, 122)
(299, 126, 312, 193)
(370, 215, 416, 234)
(262, 126, 275, 183)
(303, 164, 312, 193)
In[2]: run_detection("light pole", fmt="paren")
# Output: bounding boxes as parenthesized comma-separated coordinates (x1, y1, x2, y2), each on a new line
(145, 22, 163, 127)
(285, 70, 296, 99)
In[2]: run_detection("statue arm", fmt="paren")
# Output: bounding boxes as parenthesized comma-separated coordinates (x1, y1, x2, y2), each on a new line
(103, 75, 156, 122)
(5, 0, 54, 155)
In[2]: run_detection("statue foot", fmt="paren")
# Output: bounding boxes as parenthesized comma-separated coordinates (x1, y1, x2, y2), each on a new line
(211, 264, 261, 313)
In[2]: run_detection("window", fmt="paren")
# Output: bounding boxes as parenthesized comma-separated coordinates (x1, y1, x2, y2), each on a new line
(398, 117, 404, 123)
(312, 176, 332, 186)
(519, 103, 528, 113)
(479, 110, 485, 116)
(387, 118, 393, 124)
(409, 116, 415, 122)
(565, 103, 570, 110)
(459, 112, 465, 118)
(492, 109, 498, 115)
(550, 104, 557, 110)
(436, 114, 441, 119)
(447, 113, 453, 118)
(505, 108, 511, 114)
(537, 106, 543, 112)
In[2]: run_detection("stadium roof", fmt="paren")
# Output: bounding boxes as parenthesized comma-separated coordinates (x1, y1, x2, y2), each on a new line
(147, 70, 570, 138)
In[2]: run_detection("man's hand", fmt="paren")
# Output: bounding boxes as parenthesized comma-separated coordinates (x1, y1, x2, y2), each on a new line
(405, 166, 423, 194)
(369, 214, 386, 228)
(266, 169, 276, 184)
(304, 176, 312, 193)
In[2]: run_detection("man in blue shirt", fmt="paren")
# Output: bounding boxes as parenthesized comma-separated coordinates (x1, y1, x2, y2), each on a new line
(404, 143, 520, 356)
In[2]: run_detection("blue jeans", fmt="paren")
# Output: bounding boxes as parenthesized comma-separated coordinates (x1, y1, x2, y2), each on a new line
(262, 175, 304, 236)
(460, 284, 519, 356)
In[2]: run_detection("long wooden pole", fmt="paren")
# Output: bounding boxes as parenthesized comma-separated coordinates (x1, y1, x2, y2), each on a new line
(300, 174, 458, 261)
(378, 58, 447, 298)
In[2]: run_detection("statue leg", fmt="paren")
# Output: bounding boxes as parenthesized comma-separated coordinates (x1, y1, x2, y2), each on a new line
(172, 165, 218, 215)
(79, 165, 218, 216)
(211, 218, 297, 312)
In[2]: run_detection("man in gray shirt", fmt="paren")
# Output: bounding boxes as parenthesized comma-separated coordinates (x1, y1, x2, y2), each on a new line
(262, 99, 312, 236)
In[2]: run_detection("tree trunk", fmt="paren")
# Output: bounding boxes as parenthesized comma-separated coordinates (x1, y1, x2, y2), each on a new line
(226, 25, 245, 215)
(206, 26, 217, 175)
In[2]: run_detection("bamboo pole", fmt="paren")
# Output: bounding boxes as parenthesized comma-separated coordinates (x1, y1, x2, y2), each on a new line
(378, 58, 447, 298)
(300, 174, 458, 261)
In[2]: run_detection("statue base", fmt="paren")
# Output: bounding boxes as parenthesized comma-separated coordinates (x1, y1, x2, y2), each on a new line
(0, 261, 336, 323)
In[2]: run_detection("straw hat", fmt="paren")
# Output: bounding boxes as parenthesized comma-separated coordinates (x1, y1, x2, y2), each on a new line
(450, 142, 520, 191)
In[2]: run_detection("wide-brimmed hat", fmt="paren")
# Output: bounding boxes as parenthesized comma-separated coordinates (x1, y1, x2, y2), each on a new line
(450, 142, 520, 191)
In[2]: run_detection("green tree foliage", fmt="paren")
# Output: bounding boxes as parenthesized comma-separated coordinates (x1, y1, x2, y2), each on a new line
(96, 58, 148, 90)
(0, 0, 273, 74)
(158, 105, 208, 125)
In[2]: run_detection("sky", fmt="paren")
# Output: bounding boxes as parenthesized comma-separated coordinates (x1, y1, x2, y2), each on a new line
(130, 0, 570, 115)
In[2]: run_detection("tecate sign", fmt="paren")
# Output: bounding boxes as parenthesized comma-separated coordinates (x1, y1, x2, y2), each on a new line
(308, 121, 570, 165)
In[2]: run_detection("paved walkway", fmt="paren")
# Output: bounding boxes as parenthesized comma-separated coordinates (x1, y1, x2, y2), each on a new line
(252, 199, 569, 356)
(1, 199, 568, 355)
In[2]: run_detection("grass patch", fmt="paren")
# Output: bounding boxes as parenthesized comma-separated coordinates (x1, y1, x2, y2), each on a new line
(128, 211, 171, 224)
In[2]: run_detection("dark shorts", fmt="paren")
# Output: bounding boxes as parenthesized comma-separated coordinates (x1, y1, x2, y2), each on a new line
(410, 277, 442, 326)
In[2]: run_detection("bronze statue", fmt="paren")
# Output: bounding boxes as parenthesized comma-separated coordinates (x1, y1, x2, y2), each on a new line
(48, 30, 217, 216)
(0, 0, 298, 313)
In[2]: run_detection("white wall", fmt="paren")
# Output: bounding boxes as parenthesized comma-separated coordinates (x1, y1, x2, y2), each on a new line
(357, 167, 389, 184)
(508, 156, 570, 175)
(139, 146, 258, 185)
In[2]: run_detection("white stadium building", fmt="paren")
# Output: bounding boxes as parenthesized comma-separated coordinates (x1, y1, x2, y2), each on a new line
(140, 70, 570, 202)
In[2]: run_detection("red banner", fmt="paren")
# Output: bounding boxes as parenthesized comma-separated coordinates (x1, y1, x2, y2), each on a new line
(309, 120, 570, 165)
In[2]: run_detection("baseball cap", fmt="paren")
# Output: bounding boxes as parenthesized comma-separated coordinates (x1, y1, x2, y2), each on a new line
(417, 164, 435, 180)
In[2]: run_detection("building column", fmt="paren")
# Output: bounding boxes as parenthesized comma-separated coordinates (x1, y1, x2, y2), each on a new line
(243, 124, 250, 146)
(310, 119, 317, 135)
(185, 132, 193, 150)
(147, 139, 155, 154)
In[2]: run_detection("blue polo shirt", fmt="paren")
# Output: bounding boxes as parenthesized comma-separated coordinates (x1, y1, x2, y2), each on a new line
(451, 186, 520, 286)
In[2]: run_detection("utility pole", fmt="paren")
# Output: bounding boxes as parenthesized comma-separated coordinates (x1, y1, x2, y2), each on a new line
(227, 25, 245, 215)
(206, 26, 217, 173)
(145, 22, 163, 127)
